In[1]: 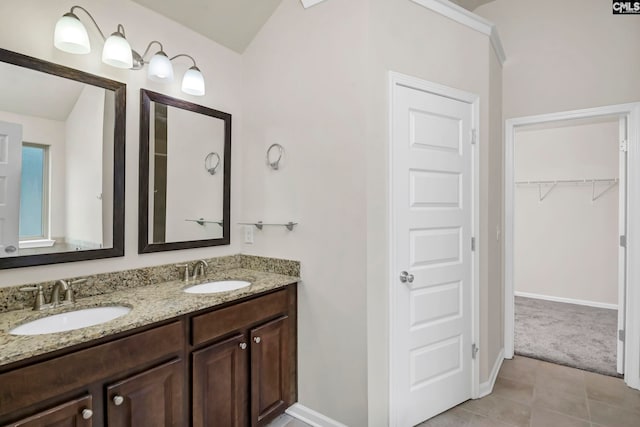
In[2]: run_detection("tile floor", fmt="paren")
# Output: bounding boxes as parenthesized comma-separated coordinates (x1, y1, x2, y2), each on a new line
(421, 356, 640, 427)
(269, 356, 640, 427)
(267, 413, 311, 427)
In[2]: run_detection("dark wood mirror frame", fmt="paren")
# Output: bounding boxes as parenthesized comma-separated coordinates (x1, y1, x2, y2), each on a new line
(138, 89, 231, 253)
(0, 48, 126, 270)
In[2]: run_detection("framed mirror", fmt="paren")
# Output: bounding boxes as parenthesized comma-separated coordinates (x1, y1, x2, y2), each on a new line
(139, 89, 231, 253)
(0, 48, 125, 269)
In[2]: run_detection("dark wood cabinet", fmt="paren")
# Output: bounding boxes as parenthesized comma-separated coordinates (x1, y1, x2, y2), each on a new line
(190, 288, 296, 427)
(106, 359, 184, 427)
(192, 334, 248, 427)
(7, 395, 93, 427)
(250, 316, 290, 427)
(0, 285, 297, 427)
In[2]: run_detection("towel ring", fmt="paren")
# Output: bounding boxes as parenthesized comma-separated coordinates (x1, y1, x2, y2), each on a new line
(204, 152, 221, 175)
(266, 143, 284, 170)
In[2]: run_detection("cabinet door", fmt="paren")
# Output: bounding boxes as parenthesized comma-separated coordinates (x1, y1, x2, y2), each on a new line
(106, 359, 184, 427)
(9, 395, 93, 427)
(192, 334, 248, 427)
(250, 316, 290, 427)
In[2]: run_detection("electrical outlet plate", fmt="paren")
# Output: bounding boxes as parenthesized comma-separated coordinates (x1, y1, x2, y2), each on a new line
(244, 225, 254, 244)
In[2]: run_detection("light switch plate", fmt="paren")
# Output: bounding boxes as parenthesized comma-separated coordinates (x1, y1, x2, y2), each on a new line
(244, 225, 254, 244)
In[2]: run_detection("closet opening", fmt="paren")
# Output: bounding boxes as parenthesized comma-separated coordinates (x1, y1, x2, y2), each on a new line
(503, 102, 640, 391)
(510, 114, 624, 377)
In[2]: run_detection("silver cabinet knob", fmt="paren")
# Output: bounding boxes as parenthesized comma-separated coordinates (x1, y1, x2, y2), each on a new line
(113, 395, 124, 406)
(253, 337, 261, 344)
(81, 409, 93, 419)
(399, 271, 414, 284)
(239, 342, 247, 350)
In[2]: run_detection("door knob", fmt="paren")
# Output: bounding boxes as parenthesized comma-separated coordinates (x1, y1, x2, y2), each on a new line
(253, 336, 261, 344)
(239, 342, 247, 350)
(399, 271, 414, 284)
(81, 409, 93, 419)
(113, 395, 124, 406)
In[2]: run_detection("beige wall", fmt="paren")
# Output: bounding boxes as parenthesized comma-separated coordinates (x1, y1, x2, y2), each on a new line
(514, 118, 619, 305)
(365, 0, 503, 424)
(241, 0, 369, 425)
(0, 0, 244, 286)
(476, 0, 640, 119)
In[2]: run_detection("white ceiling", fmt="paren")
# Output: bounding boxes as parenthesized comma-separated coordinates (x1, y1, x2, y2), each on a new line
(0, 62, 84, 122)
(131, 0, 284, 53)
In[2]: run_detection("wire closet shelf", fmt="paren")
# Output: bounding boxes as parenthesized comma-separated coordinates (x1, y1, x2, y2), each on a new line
(515, 178, 619, 202)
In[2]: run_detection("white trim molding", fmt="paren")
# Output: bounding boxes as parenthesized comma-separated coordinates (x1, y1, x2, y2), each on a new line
(515, 291, 618, 310)
(410, 0, 506, 65)
(504, 102, 640, 392)
(479, 349, 504, 398)
(300, 0, 328, 9)
(286, 403, 347, 427)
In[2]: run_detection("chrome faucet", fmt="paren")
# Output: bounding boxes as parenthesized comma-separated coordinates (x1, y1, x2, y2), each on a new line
(192, 260, 208, 280)
(20, 278, 86, 311)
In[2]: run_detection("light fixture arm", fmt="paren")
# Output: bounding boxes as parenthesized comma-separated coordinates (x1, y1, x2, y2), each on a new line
(140, 41, 165, 61)
(116, 24, 127, 37)
(69, 5, 106, 41)
(170, 53, 198, 68)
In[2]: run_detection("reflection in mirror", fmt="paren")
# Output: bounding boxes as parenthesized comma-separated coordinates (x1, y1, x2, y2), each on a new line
(0, 48, 125, 269)
(139, 89, 231, 253)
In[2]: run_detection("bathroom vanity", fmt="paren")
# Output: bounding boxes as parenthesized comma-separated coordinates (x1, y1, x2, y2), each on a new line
(0, 267, 297, 427)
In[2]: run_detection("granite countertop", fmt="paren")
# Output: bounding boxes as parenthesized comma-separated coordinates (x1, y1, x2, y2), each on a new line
(0, 268, 298, 368)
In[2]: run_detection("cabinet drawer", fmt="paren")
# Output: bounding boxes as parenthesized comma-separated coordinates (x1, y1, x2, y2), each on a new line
(0, 322, 183, 417)
(191, 290, 287, 346)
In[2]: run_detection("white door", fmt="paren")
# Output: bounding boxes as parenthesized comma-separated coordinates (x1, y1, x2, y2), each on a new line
(617, 116, 628, 374)
(391, 83, 475, 426)
(0, 121, 22, 258)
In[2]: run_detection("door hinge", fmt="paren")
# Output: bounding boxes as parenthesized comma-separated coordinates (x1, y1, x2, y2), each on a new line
(620, 139, 628, 152)
(620, 235, 627, 248)
(471, 129, 477, 145)
(472, 343, 479, 359)
(619, 329, 625, 342)
(471, 237, 476, 252)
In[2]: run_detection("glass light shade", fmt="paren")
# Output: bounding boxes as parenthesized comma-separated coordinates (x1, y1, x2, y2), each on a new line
(54, 13, 90, 54)
(181, 66, 205, 96)
(147, 51, 174, 83)
(102, 32, 133, 69)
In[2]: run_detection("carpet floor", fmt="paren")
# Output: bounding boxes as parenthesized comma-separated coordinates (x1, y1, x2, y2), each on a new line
(515, 296, 619, 377)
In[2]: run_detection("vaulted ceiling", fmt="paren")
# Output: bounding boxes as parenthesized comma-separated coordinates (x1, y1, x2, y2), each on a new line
(131, 0, 497, 54)
(131, 0, 284, 53)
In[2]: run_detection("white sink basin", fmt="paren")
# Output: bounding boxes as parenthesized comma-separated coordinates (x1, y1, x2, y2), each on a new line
(184, 280, 251, 294)
(10, 306, 131, 336)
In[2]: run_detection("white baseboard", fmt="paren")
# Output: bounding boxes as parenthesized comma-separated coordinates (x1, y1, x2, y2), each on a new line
(286, 403, 347, 427)
(515, 291, 617, 310)
(478, 348, 504, 398)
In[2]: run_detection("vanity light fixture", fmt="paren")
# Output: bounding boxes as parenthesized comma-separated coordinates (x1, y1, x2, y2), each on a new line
(53, 5, 205, 96)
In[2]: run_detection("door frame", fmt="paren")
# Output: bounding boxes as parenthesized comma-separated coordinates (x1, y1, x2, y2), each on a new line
(504, 102, 640, 390)
(388, 71, 481, 426)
